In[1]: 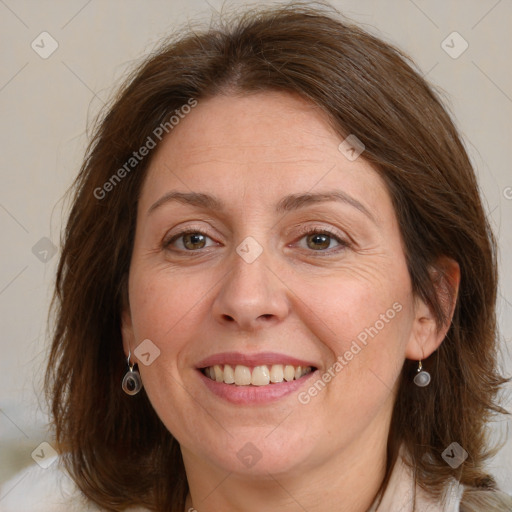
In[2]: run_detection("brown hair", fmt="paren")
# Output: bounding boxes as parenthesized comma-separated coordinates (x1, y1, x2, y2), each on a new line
(46, 2, 510, 510)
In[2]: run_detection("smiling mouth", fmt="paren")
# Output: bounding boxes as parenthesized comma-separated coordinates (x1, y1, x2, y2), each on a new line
(201, 364, 315, 386)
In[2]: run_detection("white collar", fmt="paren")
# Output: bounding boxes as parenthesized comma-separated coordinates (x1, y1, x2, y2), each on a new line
(367, 447, 465, 512)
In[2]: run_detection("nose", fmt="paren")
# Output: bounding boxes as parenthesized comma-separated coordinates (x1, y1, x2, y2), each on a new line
(211, 242, 290, 332)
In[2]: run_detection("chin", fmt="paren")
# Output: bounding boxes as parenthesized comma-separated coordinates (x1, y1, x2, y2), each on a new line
(194, 428, 317, 476)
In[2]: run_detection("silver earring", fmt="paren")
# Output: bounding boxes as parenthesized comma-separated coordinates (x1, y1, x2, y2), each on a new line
(413, 360, 431, 387)
(122, 352, 142, 395)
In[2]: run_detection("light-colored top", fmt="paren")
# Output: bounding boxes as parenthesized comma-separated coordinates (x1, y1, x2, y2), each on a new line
(367, 451, 464, 512)
(0, 452, 464, 511)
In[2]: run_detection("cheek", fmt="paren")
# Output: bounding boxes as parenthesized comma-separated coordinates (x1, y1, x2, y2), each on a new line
(294, 264, 412, 348)
(128, 268, 200, 344)
(295, 293, 412, 451)
(291, 267, 414, 406)
(126, 270, 209, 438)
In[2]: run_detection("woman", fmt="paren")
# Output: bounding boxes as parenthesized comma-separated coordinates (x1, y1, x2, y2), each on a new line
(2, 3, 510, 511)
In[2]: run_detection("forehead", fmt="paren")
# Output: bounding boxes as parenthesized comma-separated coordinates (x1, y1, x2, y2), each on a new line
(140, 91, 389, 217)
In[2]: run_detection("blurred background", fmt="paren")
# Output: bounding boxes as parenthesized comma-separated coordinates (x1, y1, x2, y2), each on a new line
(1, 0, 511, 498)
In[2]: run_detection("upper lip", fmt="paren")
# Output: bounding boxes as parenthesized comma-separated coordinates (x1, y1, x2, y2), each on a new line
(196, 352, 318, 369)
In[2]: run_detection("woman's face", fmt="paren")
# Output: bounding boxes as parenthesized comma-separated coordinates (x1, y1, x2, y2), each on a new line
(122, 91, 424, 477)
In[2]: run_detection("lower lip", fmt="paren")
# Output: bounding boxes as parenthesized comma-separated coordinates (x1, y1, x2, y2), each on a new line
(197, 369, 318, 405)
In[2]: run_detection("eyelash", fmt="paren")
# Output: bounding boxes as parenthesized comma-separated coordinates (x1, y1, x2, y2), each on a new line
(163, 225, 350, 255)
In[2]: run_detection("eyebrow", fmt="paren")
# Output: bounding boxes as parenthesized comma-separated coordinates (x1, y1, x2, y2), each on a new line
(147, 190, 375, 221)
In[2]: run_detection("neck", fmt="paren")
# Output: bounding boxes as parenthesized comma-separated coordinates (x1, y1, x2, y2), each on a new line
(183, 424, 388, 512)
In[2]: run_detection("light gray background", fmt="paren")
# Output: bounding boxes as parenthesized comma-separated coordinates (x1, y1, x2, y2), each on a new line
(0, 0, 511, 497)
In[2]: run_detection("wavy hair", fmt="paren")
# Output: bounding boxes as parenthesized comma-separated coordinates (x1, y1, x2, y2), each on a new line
(45, 3, 511, 510)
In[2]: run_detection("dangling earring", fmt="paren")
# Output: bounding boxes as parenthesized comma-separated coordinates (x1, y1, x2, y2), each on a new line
(122, 351, 142, 395)
(413, 360, 431, 387)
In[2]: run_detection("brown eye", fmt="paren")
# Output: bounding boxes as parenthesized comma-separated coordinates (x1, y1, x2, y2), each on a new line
(294, 227, 349, 254)
(182, 233, 207, 250)
(306, 232, 332, 250)
(165, 231, 214, 251)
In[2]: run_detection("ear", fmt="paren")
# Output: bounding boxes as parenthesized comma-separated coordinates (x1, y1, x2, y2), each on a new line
(405, 257, 460, 360)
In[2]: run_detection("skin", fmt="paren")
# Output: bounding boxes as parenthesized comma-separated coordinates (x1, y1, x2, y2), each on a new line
(122, 91, 459, 512)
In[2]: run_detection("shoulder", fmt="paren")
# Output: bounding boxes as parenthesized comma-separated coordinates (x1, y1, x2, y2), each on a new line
(459, 486, 512, 512)
(0, 460, 150, 512)
(369, 446, 465, 512)
(382, 447, 512, 512)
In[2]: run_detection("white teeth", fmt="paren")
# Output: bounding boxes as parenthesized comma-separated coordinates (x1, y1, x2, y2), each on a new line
(213, 365, 223, 383)
(270, 364, 284, 383)
(223, 364, 235, 384)
(251, 366, 270, 386)
(203, 363, 313, 386)
(234, 365, 252, 385)
(284, 365, 295, 382)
